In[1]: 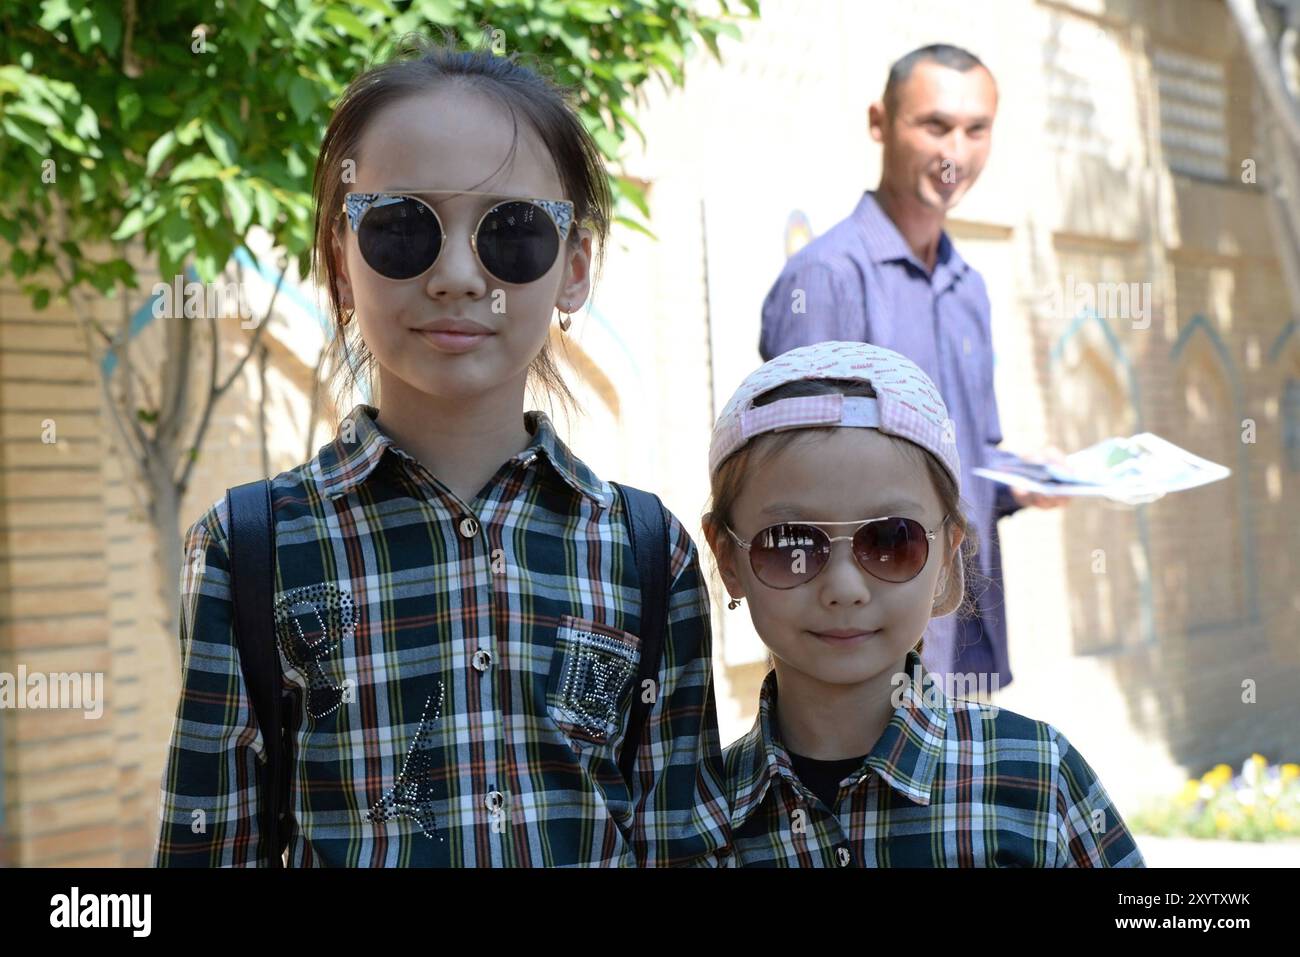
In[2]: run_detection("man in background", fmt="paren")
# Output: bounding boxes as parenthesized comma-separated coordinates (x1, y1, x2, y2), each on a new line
(759, 43, 1069, 691)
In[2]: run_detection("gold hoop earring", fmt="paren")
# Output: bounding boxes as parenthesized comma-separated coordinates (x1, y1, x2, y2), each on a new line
(727, 597, 742, 610)
(558, 302, 572, 332)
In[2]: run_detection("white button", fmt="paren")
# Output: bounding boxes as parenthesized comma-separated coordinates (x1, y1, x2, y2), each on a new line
(837, 846, 852, 867)
(458, 516, 479, 538)
(485, 790, 505, 811)
(472, 649, 493, 672)
(522, 453, 538, 466)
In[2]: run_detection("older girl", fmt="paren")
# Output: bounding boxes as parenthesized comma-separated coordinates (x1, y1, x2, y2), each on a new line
(155, 36, 730, 867)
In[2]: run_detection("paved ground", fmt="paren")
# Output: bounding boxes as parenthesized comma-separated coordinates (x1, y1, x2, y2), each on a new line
(1135, 834, 1300, 867)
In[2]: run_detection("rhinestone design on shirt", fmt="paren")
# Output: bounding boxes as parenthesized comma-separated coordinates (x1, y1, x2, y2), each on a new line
(366, 682, 447, 841)
(273, 582, 358, 719)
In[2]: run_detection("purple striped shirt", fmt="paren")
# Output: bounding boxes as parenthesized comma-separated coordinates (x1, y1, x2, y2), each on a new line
(759, 190, 1028, 688)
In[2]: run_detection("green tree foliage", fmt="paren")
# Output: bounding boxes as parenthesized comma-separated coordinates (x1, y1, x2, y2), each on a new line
(0, 0, 757, 306)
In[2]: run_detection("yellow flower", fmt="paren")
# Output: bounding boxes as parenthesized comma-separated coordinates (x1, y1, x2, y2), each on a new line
(1203, 764, 1233, 788)
(1214, 811, 1232, 832)
(1178, 781, 1200, 804)
(1281, 764, 1299, 782)
(1274, 812, 1293, 831)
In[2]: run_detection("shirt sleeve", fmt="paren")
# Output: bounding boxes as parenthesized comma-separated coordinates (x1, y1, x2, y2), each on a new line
(1051, 727, 1146, 868)
(759, 259, 865, 361)
(969, 274, 1026, 520)
(985, 398, 1027, 519)
(624, 511, 733, 867)
(153, 499, 278, 867)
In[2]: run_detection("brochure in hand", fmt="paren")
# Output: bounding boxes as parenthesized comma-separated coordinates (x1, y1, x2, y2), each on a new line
(973, 433, 1231, 505)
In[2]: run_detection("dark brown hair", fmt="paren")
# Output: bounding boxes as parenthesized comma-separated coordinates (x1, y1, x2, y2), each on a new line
(882, 43, 992, 117)
(310, 30, 613, 417)
(702, 378, 983, 662)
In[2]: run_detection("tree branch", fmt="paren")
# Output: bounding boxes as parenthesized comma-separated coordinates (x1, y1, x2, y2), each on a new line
(83, 288, 151, 520)
(178, 248, 285, 492)
(121, 0, 142, 78)
(112, 284, 152, 459)
(1227, 0, 1300, 156)
(154, 270, 194, 456)
(215, 252, 285, 396)
(46, 191, 153, 474)
(305, 338, 329, 462)
(176, 314, 221, 496)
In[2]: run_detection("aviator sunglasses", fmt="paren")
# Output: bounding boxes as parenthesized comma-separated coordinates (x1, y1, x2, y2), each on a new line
(725, 515, 948, 589)
(342, 189, 575, 284)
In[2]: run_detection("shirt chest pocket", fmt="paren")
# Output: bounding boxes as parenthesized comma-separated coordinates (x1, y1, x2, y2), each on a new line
(546, 615, 641, 746)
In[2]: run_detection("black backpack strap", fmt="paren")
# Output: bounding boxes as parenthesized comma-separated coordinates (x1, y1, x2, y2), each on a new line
(225, 478, 288, 867)
(612, 482, 671, 787)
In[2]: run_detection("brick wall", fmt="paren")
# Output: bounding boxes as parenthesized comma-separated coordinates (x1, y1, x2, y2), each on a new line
(0, 236, 329, 864)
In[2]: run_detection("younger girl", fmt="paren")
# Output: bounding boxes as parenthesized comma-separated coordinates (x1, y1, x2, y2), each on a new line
(703, 340, 1144, 867)
(154, 36, 730, 867)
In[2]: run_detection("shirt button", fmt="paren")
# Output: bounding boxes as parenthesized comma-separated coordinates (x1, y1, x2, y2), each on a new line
(836, 844, 853, 867)
(458, 516, 479, 538)
(472, 649, 493, 672)
(485, 790, 505, 812)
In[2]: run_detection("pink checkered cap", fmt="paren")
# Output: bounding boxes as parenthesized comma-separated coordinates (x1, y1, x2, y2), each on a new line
(708, 340, 961, 490)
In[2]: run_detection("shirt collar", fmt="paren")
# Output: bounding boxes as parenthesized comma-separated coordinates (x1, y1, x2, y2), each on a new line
(728, 648, 949, 829)
(315, 403, 615, 508)
(852, 190, 968, 289)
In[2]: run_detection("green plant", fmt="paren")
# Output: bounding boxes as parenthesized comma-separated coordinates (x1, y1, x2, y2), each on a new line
(0, 0, 759, 305)
(1130, 755, 1300, 842)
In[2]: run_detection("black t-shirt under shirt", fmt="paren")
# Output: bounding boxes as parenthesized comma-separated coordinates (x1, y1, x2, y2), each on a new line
(787, 752, 869, 811)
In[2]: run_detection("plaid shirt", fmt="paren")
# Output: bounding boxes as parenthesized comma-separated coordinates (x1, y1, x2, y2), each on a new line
(154, 404, 731, 867)
(724, 650, 1146, 867)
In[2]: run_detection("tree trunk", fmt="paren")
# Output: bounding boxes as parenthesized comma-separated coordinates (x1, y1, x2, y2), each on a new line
(1231, 0, 1300, 318)
(149, 454, 184, 673)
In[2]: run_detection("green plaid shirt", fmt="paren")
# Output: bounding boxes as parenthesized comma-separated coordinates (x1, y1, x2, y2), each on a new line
(725, 651, 1146, 867)
(154, 404, 731, 867)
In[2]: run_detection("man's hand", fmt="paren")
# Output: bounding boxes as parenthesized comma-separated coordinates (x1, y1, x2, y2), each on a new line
(1009, 445, 1072, 509)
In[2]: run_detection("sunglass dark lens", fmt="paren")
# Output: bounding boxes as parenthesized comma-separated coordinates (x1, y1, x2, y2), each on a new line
(853, 518, 929, 583)
(749, 523, 830, 589)
(476, 201, 559, 284)
(358, 196, 441, 280)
